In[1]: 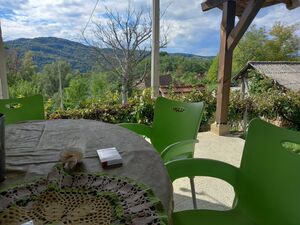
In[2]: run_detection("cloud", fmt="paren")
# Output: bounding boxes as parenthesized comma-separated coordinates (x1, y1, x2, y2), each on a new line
(254, 4, 300, 35)
(0, 0, 299, 56)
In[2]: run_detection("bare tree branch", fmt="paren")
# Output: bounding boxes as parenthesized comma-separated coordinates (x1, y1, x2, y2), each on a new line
(83, 1, 168, 104)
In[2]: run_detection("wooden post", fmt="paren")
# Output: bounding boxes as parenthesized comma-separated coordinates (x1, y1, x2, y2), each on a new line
(151, 0, 160, 98)
(0, 21, 9, 99)
(211, 0, 235, 136)
(57, 61, 64, 110)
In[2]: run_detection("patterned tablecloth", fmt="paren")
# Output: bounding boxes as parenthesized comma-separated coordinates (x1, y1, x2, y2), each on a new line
(0, 119, 173, 224)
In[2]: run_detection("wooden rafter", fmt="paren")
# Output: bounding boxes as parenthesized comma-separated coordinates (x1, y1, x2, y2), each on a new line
(227, 0, 266, 52)
(201, 0, 298, 16)
(201, 0, 227, 11)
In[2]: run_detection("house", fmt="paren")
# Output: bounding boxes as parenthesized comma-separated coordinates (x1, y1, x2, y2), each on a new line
(138, 74, 205, 97)
(233, 61, 300, 94)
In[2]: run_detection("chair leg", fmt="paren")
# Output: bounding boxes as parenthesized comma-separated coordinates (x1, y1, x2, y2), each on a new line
(189, 177, 197, 209)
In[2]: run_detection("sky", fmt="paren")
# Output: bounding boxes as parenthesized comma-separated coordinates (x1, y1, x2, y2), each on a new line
(0, 0, 300, 56)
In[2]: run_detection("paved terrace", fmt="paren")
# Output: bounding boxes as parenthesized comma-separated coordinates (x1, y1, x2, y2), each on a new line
(173, 132, 245, 211)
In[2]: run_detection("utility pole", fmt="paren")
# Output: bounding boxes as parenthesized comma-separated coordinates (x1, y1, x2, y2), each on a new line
(151, 0, 160, 98)
(58, 61, 64, 110)
(0, 21, 9, 99)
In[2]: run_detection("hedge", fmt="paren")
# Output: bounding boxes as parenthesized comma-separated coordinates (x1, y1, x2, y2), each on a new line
(47, 88, 300, 131)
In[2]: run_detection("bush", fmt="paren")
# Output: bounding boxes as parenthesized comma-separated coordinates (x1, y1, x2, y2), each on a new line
(47, 88, 216, 129)
(228, 89, 300, 130)
(47, 87, 300, 131)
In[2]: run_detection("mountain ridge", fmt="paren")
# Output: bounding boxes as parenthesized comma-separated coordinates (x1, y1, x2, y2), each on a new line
(5, 37, 214, 73)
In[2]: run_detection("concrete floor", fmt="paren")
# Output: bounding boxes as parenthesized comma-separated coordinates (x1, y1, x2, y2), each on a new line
(173, 132, 245, 212)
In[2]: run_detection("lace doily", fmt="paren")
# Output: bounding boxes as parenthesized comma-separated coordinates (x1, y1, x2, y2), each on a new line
(0, 165, 168, 225)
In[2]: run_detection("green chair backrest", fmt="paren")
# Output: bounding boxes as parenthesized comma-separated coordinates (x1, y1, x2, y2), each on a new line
(0, 95, 45, 124)
(236, 119, 300, 225)
(150, 97, 204, 153)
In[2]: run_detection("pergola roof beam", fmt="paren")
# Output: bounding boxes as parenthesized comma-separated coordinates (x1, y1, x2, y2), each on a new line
(201, 0, 227, 11)
(201, 0, 299, 16)
(227, 0, 266, 52)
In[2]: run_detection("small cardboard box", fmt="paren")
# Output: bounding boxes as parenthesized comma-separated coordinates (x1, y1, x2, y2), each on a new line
(97, 147, 123, 168)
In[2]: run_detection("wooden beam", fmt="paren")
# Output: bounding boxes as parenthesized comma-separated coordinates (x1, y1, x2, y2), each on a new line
(201, 0, 227, 11)
(215, 0, 236, 127)
(227, 0, 265, 52)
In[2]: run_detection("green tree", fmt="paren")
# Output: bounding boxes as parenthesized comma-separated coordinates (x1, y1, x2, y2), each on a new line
(265, 22, 300, 60)
(19, 51, 37, 81)
(205, 55, 219, 84)
(9, 80, 41, 98)
(36, 60, 72, 98)
(7, 51, 37, 85)
(90, 73, 112, 98)
(233, 26, 268, 73)
(64, 76, 89, 108)
(206, 23, 300, 88)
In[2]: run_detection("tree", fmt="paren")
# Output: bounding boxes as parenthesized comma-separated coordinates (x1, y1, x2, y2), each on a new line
(20, 51, 37, 81)
(64, 76, 90, 108)
(205, 55, 219, 84)
(9, 80, 40, 98)
(265, 22, 300, 60)
(233, 23, 299, 73)
(86, 2, 167, 104)
(36, 60, 72, 98)
(90, 72, 114, 98)
(206, 23, 300, 88)
(233, 26, 268, 73)
(7, 51, 37, 85)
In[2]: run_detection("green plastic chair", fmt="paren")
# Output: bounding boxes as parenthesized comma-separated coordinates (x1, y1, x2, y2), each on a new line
(0, 95, 45, 124)
(166, 118, 300, 225)
(119, 97, 204, 208)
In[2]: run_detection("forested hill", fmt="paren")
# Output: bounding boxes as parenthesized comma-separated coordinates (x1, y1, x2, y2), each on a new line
(5, 37, 213, 73)
(5, 37, 98, 72)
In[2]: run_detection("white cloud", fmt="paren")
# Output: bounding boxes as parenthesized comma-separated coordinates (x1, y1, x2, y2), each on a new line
(0, 0, 300, 55)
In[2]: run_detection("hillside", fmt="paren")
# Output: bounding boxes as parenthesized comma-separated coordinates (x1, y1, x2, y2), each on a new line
(5, 37, 213, 73)
(5, 37, 99, 72)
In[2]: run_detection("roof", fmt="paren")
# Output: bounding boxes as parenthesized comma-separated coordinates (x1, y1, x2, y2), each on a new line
(202, 0, 300, 16)
(234, 61, 300, 92)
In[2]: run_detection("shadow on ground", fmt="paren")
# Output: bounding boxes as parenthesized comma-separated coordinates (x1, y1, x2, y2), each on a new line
(173, 191, 231, 212)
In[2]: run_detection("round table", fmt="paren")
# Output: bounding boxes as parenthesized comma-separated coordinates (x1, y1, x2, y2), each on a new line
(1, 119, 173, 216)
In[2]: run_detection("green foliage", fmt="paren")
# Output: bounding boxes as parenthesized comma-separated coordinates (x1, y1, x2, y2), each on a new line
(248, 70, 275, 94)
(90, 72, 117, 98)
(276, 90, 300, 128)
(36, 60, 73, 98)
(19, 51, 38, 81)
(159, 54, 212, 85)
(233, 26, 268, 73)
(228, 89, 300, 130)
(282, 142, 300, 154)
(205, 23, 300, 88)
(64, 76, 90, 108)
(265, 22, 300, 60)
(205, 55, 219, 86)
(48, 88, 216, 129)
(9, 80, 41, 98)
(5, 37, 97, 72)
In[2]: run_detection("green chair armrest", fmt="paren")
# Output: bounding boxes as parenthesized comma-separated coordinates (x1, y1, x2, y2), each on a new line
(118, 123, 152, 138)
(161, 139, 198, 163)
(165, 158, 239, 188)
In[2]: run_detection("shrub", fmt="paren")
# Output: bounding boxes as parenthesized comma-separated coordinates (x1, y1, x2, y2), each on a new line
(47, 87, 300, 131)
(47, 88, 216, 129)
